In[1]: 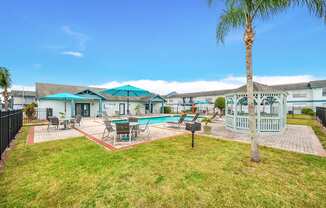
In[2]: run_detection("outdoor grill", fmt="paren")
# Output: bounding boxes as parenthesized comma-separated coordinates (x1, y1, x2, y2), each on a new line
(185, 122, 201, 148)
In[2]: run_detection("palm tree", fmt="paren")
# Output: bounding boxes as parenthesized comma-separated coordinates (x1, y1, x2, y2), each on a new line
(210, 0, 325, 162)
(0, 67, 12, 111)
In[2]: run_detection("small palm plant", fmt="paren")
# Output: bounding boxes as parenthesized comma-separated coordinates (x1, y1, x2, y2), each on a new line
(0, 67, 12, 111)
(201, 117, 212, 134)
(210, 0, 326, 162)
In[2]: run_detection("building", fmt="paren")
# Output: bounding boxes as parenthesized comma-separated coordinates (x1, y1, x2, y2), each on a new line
(9, 90, 36, 109)
(275, 80, 326, 113)
(36, 83, 166, 119)
(166, 80, 326, 114)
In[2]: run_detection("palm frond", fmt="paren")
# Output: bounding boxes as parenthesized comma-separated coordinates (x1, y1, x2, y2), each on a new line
(0, 67, 12, 88)
(253, 0, 326, 21)
(216, 8, 246, 43)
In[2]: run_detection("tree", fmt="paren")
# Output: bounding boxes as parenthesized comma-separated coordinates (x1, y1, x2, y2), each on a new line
(210, 0, 326, 162)
(0, 67, 12, 111)
(214, 97, 225, 116)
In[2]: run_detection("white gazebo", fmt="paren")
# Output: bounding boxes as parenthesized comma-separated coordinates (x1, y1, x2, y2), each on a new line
(225, 82, 287, 133)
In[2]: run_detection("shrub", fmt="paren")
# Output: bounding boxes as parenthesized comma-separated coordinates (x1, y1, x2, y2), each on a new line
(23, 102, 37, 120)
(301, 108, 314, 116)
(201, 117, 212, 125)
(163, 106, 172, 114)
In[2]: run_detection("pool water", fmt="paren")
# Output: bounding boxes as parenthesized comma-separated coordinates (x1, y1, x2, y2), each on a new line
(112, 115, 200, 125)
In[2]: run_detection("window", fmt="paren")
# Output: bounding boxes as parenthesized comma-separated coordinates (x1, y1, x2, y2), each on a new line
(323, 88, 326, 96)
(293, 93, 307, 98)
(206, 98, 213, 102)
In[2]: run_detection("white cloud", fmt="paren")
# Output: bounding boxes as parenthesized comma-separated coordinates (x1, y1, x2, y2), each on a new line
(10, 85, 35, 91)
(91, 75, 318, 95)
(61, 51, 83, 58)
(62, 25, 88, 51)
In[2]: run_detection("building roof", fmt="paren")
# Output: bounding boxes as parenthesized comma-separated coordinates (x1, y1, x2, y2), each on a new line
(168, 79, 326, 98)
(10, 90, 36, 97)
(35, 82, 157, 102)
(168, 89, 234, 98)
(309, 80, 326, 88)
(234, 82, 284, 93)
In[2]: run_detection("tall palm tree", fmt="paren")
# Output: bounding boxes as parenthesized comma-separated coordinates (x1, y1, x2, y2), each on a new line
(210, 0, 325, 162)
(0, 67, 12, 111)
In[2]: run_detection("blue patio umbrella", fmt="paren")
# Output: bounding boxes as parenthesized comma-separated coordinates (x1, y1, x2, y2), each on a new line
(40, 92, 86, 114)
(101, 85, 151, 115)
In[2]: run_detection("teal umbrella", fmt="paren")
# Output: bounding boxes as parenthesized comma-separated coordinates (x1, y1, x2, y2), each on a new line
(101, 85, 151, 115)
(40, 92, 86, 113)
(40, 92, 86, 101)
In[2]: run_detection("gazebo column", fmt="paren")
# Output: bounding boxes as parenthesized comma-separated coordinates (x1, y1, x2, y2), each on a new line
(257, 93, 261, 132)
(280, 94, 284, 129)
(233, 95, 237, 130)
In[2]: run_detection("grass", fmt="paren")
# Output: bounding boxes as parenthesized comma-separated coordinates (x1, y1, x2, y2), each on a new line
(287, 114, 326, 148)
(0, 127, 326, 208)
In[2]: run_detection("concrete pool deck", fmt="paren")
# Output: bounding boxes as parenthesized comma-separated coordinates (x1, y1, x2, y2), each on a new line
(74, 119, 186, 149)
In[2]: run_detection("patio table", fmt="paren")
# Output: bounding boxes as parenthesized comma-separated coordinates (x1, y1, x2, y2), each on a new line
(59, 117, 72, 129)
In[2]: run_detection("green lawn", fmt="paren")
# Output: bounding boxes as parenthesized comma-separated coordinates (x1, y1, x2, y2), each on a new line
(287, 114, 326, 148)
(0, 127, 326, 208)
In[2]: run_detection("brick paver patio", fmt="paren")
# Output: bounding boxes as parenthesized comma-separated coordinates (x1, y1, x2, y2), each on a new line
(203, 121, 326, 156)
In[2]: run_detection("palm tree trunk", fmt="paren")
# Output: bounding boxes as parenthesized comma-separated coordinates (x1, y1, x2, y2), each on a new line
(244, 18, 260, 162)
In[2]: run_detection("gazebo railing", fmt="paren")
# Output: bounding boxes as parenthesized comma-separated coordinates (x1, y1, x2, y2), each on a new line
(260, 117, 280, 132)
(225, 115, 281, 132)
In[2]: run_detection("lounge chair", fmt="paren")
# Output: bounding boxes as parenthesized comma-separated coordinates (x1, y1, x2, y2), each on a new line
(102, 111, 109, 119)
(166, 114, 187, 128)
(210, 111, 219, 120)
(139, 120, 151, 138)
(47, 116, 59, 130)
(102, 120, 115, 141)
(115, 123, 131, 143)
(191, 113, 200, 122)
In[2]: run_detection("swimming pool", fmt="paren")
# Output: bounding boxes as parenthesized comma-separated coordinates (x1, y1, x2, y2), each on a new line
(112, 115, 201, 125)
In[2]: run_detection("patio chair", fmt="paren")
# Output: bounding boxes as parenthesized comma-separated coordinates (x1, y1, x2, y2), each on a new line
(102, 120, 115, 141)
(115, 123, 131, 142)
(128, 117, 138, 123)
(47, 116, 59, 130)
(139, 120, 151, 138)
(166, 114, 187, 128)
(75, 114, 82, 126)
(210, 111, 219, 120)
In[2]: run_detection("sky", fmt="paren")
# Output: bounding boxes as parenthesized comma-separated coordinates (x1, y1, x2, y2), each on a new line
(1, 0, 326, 94)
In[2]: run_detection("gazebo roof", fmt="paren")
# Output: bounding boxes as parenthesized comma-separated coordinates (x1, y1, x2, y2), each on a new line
(234, 82, 285, 93)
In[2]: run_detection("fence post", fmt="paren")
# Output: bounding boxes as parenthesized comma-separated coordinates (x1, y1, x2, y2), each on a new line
(0, 111, 2, 160)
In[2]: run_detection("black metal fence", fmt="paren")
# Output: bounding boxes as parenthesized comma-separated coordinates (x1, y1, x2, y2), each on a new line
(0, 110, 23, 160)
(316, 107, 326, 128)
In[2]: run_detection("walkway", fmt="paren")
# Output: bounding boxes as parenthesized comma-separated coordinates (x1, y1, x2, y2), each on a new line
(203, 121, 326, 156)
